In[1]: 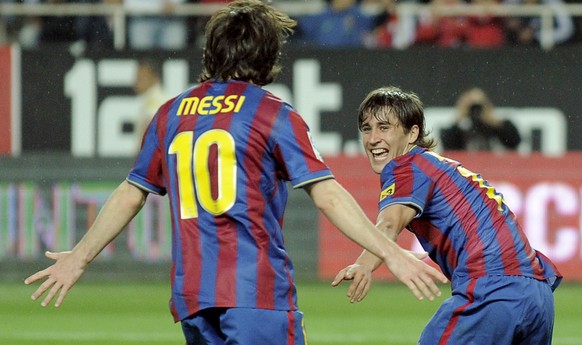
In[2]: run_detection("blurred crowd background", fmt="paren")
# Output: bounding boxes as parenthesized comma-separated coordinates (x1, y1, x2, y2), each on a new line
(1, 0, 582, 51)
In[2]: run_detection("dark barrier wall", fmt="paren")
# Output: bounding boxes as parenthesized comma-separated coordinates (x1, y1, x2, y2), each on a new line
(18, 45, 582, 155)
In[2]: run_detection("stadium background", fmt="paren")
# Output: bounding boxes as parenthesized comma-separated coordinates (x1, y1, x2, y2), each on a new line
(1, 44, 581, 280)
(1, 10, 582, 343)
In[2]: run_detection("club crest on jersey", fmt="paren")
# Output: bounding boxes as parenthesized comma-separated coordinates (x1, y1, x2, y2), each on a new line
(379, 183, 395, 201)
(177, 95, 246, 116)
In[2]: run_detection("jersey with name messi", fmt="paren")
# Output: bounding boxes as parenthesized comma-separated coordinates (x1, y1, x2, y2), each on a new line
(378, 146, 561, 290)
(126, 80, 333, 322)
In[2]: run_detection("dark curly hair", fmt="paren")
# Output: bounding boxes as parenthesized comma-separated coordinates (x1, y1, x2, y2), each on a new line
(199, 0, 296, 86)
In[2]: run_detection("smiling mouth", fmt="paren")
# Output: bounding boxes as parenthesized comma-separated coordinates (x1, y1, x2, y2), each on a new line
(370, 148, 389, 159)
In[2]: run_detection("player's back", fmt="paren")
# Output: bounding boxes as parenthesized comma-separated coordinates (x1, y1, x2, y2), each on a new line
(162, 80, 296, 317)
(129, 78, 332, 321)
(164, 79, 294, 227)
(132, 78, 336, 322)
(406, 149, 559, 288)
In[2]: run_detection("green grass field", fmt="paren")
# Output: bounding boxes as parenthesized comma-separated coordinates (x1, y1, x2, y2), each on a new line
(1, 281, 580, 344)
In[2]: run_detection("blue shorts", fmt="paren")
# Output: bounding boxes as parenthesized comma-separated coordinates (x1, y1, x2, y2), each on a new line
(419, 275, 555, 345)
(181, 307, 307, 345)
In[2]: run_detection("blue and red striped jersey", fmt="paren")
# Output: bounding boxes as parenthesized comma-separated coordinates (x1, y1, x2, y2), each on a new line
(126, 80, 333, 322)
(378, 146, 561, 290)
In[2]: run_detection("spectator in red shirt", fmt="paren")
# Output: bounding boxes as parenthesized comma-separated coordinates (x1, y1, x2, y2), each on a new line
(464, 0, 505, 48)
(414, 0, 468, 47)
(415, 0, 505, 48)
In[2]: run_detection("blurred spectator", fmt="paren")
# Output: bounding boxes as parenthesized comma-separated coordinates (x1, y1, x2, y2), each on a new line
(295, 0, 380, 47)
(414, 0, 468, 47)
(440, 87, 521, 151)
(15, 0, 111, 49)
(124, 0, 188, 50)
(363, 0, 417, 49)
(503, 0, 574, 47)
(73, 0, 116, 48)
(463, 0, 506, 48)
(37, 0, 78, 44)
(133, 58, 167, 150)
(415, 0, 505, 48)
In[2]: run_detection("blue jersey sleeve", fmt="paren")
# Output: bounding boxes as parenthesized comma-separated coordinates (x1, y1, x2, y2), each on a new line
(379, 161, 432, 216)
(127, 113, 167, 195)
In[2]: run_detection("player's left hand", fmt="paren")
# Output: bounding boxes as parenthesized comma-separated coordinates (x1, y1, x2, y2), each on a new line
(331, 263, 372, 303)
(24, 250, 87, 307)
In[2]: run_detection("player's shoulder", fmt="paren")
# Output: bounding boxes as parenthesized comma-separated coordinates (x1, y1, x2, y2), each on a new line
(261, 87, 294, 109)
(254, 87, 299, 119)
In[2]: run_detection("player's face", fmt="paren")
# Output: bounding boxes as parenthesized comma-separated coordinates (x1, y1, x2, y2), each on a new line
(360, 110, 418, 174)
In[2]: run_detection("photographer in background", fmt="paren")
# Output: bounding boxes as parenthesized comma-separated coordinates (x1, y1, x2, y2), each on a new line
(441, 87, 521, 151)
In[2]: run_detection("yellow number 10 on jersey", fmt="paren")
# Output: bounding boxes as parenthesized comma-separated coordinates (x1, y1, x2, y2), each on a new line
(168, 129, 237, 219)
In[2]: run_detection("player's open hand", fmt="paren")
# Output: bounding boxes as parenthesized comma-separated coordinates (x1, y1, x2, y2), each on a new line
(24, 250, 87, 308)
(331, 263, 372, 303)
(386, 249, 448, 301)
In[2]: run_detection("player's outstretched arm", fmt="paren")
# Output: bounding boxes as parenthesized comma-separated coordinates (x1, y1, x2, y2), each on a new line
(305, 179, 447, 301)
(24, 181, 147, 307)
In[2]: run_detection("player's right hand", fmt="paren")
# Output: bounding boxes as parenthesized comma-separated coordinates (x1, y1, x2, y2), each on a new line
(24, 250, 86, 308)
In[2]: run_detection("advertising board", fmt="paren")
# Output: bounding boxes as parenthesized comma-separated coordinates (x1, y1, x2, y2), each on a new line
(12, 46, 582, 155)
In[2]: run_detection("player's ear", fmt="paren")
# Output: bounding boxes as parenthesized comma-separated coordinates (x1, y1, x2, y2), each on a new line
(408, 125, 419, 144)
